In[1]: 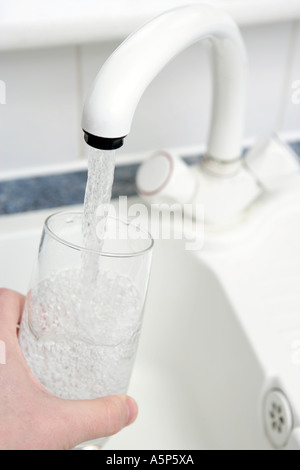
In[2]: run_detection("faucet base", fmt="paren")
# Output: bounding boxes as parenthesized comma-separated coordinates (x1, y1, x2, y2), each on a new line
(201, 154, 242, 177)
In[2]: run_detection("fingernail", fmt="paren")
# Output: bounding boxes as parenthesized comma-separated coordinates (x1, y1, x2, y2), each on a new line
(126, 396, 138, 425)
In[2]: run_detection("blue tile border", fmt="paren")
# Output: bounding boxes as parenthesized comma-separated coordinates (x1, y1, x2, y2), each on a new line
(0, 164, 139, 216)
(291, 141, 300, 158)
(1, 142, 300, 216)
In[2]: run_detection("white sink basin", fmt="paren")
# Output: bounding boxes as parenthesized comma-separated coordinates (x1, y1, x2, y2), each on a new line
(2, 184, 300, 450)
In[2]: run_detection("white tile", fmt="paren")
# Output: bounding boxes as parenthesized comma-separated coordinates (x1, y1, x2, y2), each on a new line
(80, 41, 122, 102)
(0, 46, 79, 172)
(122, 41, 212, 155)
(282, 22, 300, 137)
(2, 20, 294, 174)
(1, 1, 300, 50)
(79, 40, 212, 156)
(242, 21, 294, 140)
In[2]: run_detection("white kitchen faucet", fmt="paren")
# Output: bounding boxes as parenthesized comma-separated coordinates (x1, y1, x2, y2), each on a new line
(82, 4, 247, 163)
(82, 4, 299, 225)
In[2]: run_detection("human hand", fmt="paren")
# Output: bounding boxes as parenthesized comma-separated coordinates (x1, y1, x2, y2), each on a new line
(0, 288, 138, 450)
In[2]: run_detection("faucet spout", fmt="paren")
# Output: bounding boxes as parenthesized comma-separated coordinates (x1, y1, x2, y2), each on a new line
(82, 4, 247, 162)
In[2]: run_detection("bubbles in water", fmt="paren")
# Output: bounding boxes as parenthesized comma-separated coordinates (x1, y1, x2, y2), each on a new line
(19, 268, 142, 400)
(81, 145, 116, 291)
(83, 146, 116, 253)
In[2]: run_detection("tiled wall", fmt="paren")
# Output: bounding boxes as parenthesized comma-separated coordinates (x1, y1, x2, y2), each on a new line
(0, 20, 299, 173)
(0, 47, 79, 171)
(282, 22, 300, 134)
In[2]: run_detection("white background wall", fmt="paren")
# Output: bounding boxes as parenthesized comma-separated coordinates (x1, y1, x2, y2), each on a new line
(0, 1, 299, 173)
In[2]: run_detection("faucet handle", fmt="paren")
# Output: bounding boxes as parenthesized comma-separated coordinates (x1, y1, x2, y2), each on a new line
(136, 151, 197, 206)
(245, 134, 300, 192)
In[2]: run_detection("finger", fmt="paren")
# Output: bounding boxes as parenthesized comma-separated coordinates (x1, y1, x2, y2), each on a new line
(0, 288, 25, 334)
(60, 394, 138, 449)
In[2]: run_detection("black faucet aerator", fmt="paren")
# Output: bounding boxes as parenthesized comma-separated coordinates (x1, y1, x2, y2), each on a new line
(83, 131, 125, 150)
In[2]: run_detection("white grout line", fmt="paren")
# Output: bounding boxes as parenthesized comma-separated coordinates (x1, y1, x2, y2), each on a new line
(0, 159, 88, 181)
(0, 146, 205, 181)
(0, 134, 300, 182)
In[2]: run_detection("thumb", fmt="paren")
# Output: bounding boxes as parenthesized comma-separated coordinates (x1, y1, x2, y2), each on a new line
(60, 394, 138, 449)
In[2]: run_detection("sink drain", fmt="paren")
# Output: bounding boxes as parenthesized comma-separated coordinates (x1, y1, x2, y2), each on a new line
(264, 389, 293, 449)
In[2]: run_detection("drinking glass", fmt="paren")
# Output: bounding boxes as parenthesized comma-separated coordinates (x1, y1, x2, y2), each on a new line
(19, 210, 153, 450)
